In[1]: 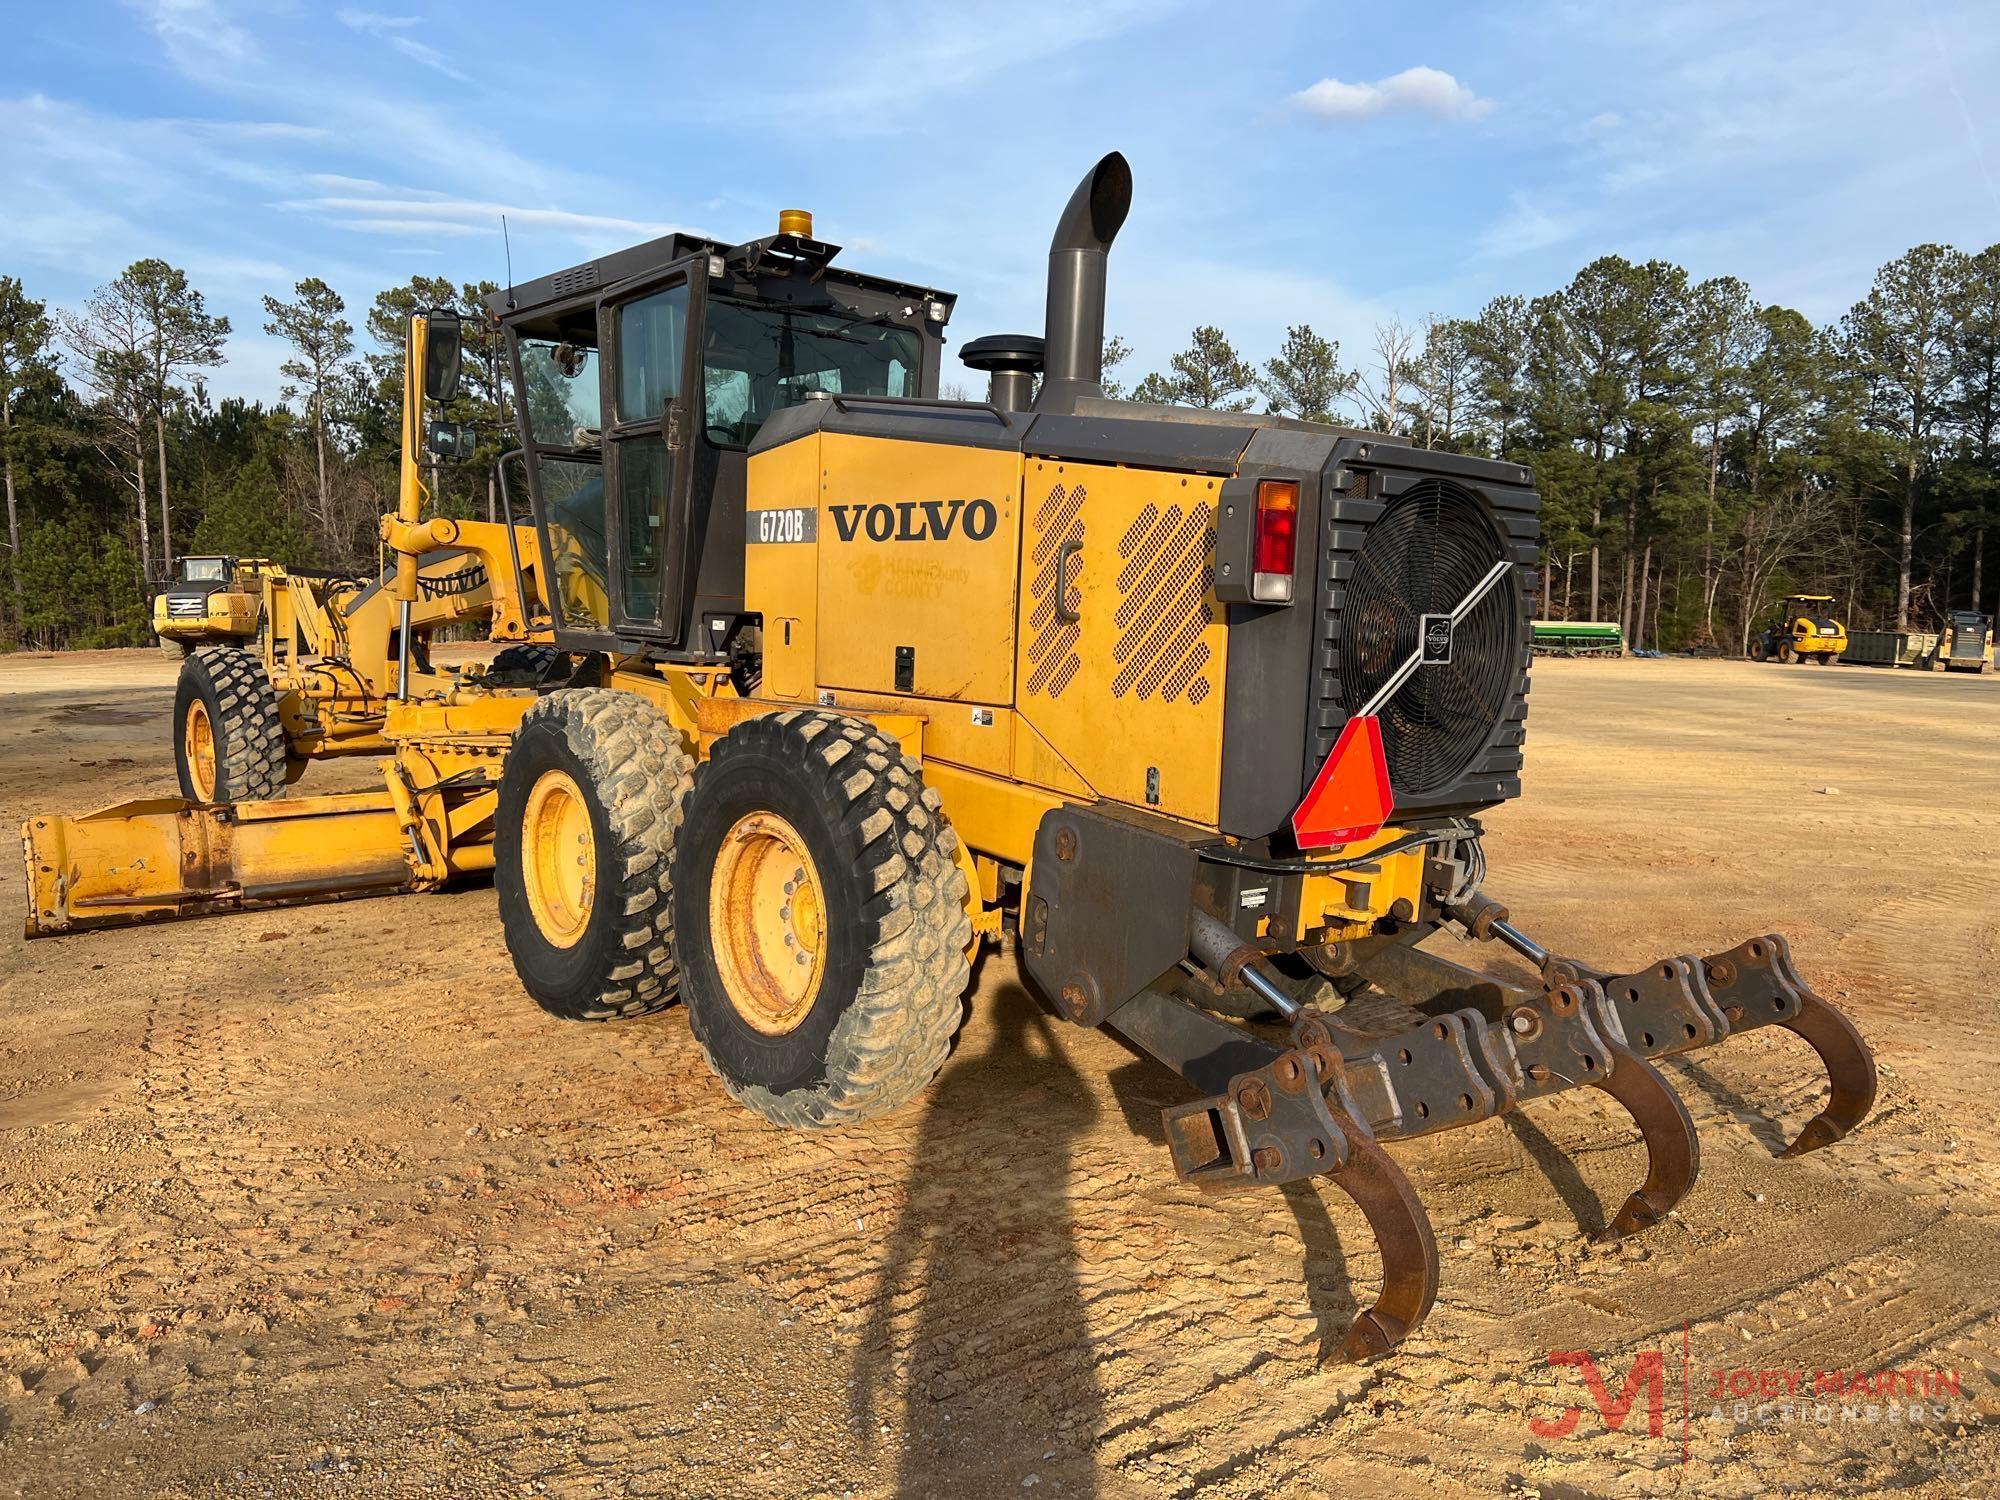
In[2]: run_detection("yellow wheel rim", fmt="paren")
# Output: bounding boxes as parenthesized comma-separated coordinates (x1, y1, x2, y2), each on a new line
(522, 769, 595, 949)
(184, 699, 217, 803)
(710, 812, 826, 1036)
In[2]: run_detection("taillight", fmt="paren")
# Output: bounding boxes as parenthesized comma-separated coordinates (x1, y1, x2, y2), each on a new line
(1253, 479, 1298, 603)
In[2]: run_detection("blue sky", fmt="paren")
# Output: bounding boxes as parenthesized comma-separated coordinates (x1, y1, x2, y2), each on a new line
(4, 0, 1998, 407)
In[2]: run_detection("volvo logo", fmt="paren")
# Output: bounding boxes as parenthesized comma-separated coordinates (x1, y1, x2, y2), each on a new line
(829, 499, 999, 543)
(1420, 613, 1454, 666)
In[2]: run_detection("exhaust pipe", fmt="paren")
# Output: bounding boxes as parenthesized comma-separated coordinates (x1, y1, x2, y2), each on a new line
(1035, 151, 1132, 413)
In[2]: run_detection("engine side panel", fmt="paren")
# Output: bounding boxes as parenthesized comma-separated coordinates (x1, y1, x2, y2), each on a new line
(1014, 458, 1229, 828)
(812, 434, 1025, 704)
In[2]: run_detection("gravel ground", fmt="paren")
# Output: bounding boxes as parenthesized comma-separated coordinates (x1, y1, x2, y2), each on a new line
(0, 649, 1994, 1498)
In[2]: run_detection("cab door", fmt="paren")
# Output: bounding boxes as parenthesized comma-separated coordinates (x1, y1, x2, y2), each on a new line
(599, 261, 704, 645)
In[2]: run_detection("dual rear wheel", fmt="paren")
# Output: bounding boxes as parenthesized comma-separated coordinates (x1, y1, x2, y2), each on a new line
(495, 696, 971, 1126)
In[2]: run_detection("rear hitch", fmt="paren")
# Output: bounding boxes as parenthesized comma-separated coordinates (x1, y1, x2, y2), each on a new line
(1105, 898, 1876, 1362)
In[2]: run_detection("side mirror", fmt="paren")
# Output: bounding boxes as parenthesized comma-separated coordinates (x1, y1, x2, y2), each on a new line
(427, 419, 475, 459)
(422, 310, 463, 402)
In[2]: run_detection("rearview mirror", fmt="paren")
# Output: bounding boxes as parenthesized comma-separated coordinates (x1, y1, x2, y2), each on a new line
(422, 310, 462, 402)
(427, 419, 474, 459)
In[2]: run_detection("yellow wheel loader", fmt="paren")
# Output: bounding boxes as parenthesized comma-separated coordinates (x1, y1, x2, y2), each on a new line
(1924, 610, 1992, 673)
(1749, 593, 1846, 663)
(22, 156, 1876, 1359)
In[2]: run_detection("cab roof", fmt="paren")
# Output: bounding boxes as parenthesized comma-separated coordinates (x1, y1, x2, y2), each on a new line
(485, 228, 957, 343)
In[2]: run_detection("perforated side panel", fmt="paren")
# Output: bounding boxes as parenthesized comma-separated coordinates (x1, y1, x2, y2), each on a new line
(1015, 461, 1229, 826)
(1111, 501, 1216, 705)
(1026, 482, 1086, 699)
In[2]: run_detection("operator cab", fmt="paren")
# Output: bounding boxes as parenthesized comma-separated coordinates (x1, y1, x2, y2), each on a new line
(177, 556, 234, 587)
(492, 216, 956, 666)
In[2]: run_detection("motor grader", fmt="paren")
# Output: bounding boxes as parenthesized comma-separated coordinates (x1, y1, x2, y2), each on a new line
(22, 155, 1876, 1359)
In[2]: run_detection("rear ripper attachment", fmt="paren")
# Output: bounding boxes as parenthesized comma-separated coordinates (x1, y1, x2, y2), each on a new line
(1021, 804, 1878, 1360)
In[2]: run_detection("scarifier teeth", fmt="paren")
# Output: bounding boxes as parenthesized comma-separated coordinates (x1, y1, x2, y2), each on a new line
(1147, 925, 1876, 1360)
(1591, 933, 1878, 1158)
(1586, 1027, 1700, 1242)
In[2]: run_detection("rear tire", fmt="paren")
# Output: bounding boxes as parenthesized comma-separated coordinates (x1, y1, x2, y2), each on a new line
(495, 690, 693, 1021)
(174, 647, 287, 803)
(488, 643, 565, 685)
(672, 710, 972, 1129)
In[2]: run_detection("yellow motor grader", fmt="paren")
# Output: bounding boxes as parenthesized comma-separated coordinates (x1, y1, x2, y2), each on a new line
(21, 156, 1876, 1359)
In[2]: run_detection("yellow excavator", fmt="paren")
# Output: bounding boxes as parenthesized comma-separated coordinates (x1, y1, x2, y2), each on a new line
(21, 157, 1877, 1359)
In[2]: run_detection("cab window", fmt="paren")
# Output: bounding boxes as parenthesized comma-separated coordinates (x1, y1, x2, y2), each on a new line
(519, 341, 601, 446)
(617, 286, 690, 423)
(701, 297, 920, 448)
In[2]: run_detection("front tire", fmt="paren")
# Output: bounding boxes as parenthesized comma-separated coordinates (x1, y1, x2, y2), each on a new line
(159, 636, 188, 661)
(495, 690, 694, 1021)
(672, 711, 972, 1129)
(174, 647, 286, 803)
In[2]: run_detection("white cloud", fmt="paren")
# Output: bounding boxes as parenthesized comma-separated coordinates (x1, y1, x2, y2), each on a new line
(337, 10, 471, 84)
(1476, 195, 1585, 259)
(278, 187, 678, 246)
(127, 0, 257, 76)
(1292, 66, 1493, 123)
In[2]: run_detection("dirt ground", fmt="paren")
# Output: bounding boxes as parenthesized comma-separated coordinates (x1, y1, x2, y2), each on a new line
(0, 651, 1995, 1499)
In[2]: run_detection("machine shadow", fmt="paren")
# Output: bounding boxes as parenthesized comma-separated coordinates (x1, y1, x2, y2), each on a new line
(1100, 1023, 1362, 1368)
(851, 983, 1105, 1498)
(1667, 1056, 1792, 1156)
(1499, 1109, 1608, 1240)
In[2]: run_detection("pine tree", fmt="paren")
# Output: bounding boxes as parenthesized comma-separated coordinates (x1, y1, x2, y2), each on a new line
(1258, 325, 1352, 423)
(263, 278, 354, 542)
(1133, 326, 1257, 410)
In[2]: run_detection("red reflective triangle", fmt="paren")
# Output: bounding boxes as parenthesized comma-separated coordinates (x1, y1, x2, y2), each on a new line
(1291, 714, 1393, 849)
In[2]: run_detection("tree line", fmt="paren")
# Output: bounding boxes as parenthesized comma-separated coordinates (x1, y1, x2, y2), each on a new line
(0, 267, 510, 650)
(1104, 243, 1998, 651)
(1, 239, 1995, 652)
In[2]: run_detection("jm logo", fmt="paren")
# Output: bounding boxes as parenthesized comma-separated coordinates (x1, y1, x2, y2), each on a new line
(1530, 1350, 1668, 1440)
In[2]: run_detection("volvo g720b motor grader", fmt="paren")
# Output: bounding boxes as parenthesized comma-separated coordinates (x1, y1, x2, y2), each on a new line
(24, 155, 1876, 1358)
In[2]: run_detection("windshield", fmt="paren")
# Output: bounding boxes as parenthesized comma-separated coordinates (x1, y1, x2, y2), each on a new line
(702, 297, 920, 449)
(519, 339, 602, 447)
(181, 558, 228, 583)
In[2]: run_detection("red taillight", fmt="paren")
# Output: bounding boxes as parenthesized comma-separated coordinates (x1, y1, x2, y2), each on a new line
(1252, 479, 1298, 603)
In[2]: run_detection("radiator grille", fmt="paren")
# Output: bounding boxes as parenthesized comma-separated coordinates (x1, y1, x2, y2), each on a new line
(1335, 480, 1519, 795)
(1311, 465, 1537, 818)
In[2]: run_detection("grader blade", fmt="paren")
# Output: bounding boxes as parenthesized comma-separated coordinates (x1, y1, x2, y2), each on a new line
(22, 793, 426, 936)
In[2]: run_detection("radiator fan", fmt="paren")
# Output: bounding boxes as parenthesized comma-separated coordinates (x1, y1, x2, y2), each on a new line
(1336, 479, 1521, 796)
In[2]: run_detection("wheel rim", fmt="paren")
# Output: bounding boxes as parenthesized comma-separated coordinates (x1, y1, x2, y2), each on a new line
(184, 699, 217, 802)
(522, 769, 595, 948)
(709, 811, 826, 1035)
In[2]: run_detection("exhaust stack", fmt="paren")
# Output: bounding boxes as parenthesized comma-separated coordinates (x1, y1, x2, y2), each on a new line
(1035, 152, 1132, 412)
